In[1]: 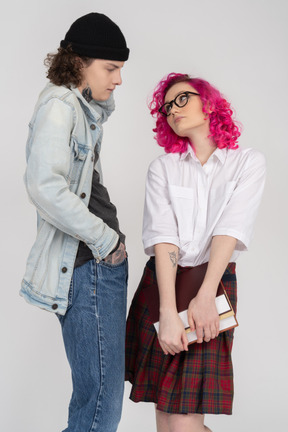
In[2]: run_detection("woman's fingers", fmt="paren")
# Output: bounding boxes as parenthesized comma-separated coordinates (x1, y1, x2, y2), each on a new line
(188, 296, 220, 343)
(188, 311, 196, 333)
(181, 331, 189, 351)
(215, 319, 220, 337)
(204, 319, 220, 342)
(188, 308, 204, 343)
(159, 312, 220, 353)
(196, 324, 204, 343)
(160, 343, 178, 356)
(193, 319, 221, 343)
(158, 312, 189, 355)
(210, 321, 219, 339)
(159, 342, 170, 355)
(204, 324, 211, 342)
(159, 335, 188, 355)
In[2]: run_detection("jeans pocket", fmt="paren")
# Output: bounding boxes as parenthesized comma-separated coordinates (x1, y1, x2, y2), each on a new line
(99, 256, 128, 269)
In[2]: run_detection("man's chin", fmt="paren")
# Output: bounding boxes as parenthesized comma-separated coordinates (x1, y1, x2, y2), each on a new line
(95, 91, 113, 102)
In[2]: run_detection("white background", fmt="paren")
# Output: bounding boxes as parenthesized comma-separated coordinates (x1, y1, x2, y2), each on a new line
(1, 0, 287, 431)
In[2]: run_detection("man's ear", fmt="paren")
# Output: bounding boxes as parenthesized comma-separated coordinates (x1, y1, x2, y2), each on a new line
(77, 57, 85, 69)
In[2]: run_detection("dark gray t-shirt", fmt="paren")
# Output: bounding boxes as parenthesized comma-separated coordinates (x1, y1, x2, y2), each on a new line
(74, 152, 125, 268)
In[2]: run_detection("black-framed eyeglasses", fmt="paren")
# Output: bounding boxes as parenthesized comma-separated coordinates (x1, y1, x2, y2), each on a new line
(158, 91, 200, 117)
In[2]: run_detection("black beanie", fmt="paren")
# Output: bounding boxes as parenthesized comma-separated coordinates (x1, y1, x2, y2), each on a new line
(60, 13, 129, 61)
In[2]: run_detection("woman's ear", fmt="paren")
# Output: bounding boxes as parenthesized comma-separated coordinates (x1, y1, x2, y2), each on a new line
(205, 102, 213, 114)
(202, 102, 213, 121)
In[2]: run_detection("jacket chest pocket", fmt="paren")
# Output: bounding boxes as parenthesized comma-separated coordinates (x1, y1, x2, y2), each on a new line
(68, 142, 90, 185)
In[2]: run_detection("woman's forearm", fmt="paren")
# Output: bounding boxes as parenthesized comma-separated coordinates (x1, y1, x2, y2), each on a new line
(154, 243, 179, 313)
(187, 235, 237, 343)
(200, 235, 237, 296)
(155, 243, 188, 354)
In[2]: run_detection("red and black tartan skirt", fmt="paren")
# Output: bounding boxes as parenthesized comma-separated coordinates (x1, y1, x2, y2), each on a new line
(125, 258, 237, 415)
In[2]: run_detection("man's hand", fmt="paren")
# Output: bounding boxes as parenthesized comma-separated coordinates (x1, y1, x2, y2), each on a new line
(104, 242, 126, 265)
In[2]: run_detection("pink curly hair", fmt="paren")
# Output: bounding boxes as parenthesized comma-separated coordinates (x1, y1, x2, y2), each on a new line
(149, 73, 241, 153)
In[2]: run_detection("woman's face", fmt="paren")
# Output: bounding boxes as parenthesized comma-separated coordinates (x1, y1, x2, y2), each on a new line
(164, 82, 208, 138)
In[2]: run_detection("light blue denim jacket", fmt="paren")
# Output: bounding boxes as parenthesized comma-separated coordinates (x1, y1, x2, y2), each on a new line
(20, 83, 119, 315)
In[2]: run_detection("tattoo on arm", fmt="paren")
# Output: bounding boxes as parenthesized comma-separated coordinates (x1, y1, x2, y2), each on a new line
(168, 251, 177, 268)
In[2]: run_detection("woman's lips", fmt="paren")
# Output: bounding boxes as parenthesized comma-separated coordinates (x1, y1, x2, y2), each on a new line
(174, 116, 184, 124)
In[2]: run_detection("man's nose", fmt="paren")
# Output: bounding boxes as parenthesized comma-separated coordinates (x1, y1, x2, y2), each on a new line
(113, 70, 122, 86)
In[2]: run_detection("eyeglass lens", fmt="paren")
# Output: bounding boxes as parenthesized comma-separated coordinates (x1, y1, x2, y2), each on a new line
(163, 93, 191, 116)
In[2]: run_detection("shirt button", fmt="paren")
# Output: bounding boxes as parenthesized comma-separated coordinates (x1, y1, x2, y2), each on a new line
(80, 192, 86, 199)
(52, 304, 58, 310)
(62, 267, 67, 273)
(90, 124, 96, 130)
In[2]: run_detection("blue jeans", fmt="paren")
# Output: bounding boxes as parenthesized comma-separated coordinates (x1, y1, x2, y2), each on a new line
(57, 257, 128, 432)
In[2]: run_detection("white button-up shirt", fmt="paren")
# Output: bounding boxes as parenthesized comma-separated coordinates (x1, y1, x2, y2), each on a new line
(143, 146, 266, 267)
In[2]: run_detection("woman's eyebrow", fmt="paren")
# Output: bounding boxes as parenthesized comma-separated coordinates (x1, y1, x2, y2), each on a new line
(165, 90, 187, 103)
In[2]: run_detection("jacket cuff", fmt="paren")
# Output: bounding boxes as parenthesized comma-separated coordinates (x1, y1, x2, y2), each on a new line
(88, 228, 119, 261)
(108, 238, 121, 256)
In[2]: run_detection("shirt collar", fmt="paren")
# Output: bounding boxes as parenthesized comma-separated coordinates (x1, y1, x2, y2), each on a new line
(180, 144, 227, 165)
(213, 147, 227, 164)
(179, 144, 196, 161)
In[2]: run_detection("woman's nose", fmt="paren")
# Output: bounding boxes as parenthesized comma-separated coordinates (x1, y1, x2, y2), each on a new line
(170, 103, 180, 115)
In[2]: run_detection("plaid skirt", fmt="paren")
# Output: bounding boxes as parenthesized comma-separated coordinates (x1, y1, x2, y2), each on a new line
(125, 258, 237, 415)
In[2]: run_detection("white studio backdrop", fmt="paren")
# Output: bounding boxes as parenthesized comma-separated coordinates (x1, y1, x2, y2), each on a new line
(0, 0, 287, 431)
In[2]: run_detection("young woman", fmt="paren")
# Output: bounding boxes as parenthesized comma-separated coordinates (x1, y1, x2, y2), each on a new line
(125, 73, 266, 432)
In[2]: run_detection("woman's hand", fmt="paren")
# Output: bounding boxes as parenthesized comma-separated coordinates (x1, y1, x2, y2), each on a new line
(187, 290, 219, 343)
(187, 235, 237, 344)
(158, 310, 189, 355)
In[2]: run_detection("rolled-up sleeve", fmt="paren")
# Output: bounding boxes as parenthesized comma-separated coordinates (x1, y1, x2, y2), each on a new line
(213, 150, 266, 250)
(142, 158, 180, 255)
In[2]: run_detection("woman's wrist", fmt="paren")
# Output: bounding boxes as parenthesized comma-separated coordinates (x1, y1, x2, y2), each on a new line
(198, 282, 219, 298)
(159, 305, 178, 315)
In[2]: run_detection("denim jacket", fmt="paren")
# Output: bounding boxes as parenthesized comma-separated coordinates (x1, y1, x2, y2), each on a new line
(20, 83, 119, 315)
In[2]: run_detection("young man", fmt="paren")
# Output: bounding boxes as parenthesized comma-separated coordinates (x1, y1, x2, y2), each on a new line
(20, 13, 129, 432)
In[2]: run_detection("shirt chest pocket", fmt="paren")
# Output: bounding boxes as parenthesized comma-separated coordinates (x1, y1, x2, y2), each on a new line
(209, 181, 236, 210)
(169, 185, 196, 240)
(169, 185, 195, 205)
(68, 141, 90, 185)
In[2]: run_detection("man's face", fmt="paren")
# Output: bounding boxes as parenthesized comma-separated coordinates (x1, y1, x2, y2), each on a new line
(79, 59, 125, 101)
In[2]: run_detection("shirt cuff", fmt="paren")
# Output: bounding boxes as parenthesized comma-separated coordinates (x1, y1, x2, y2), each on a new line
(212, 228, 250, 251)
(143, 236, 180, 256)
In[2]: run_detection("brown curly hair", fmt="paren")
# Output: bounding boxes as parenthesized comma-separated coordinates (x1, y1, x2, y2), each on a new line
(44, 45, 94, 87)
